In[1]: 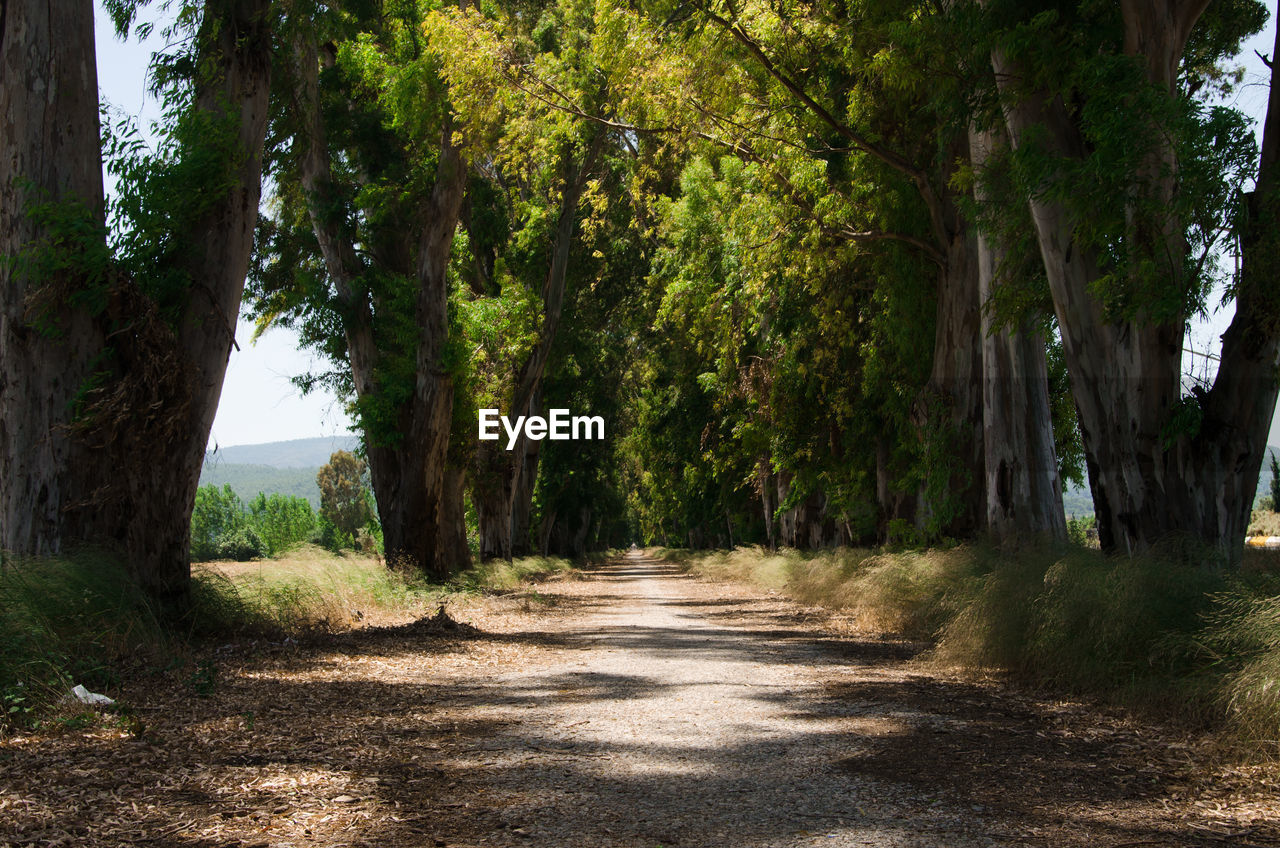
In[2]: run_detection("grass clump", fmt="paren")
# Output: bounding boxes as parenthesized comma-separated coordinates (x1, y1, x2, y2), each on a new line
(0, 551, 165, 729)
(670, 545, 983, 639)
(0, 545, 447, 730)
(191, 544, 443, 634)
(451, 555, 576, 593)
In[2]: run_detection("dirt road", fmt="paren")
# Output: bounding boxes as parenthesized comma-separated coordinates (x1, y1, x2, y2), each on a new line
(1, 552, 1276, 847)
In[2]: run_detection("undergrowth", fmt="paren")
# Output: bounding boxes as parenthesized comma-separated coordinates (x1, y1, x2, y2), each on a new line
(0, 546, 574, 731)
(450, 555, 576, 593)
(660, 542, 1280, 747)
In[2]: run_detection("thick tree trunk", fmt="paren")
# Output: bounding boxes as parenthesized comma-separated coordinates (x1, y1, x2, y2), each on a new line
(915, 216, 984, 539)
(118, 0, 273, 609)
(990, 6, 1279, 564)
(968, 125, 1066, 544)
(2, 0, 275, 614)
(438, 464, 471, 572)
(292, 35, 465, 577)
(473, 440, 517, 561)
(408, 140, 467, 579)
(0, 0, 107, 557)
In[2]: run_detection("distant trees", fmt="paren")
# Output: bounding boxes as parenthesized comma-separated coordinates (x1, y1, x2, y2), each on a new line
(316, 452, 374, 550)
(190, 485, 315, 562)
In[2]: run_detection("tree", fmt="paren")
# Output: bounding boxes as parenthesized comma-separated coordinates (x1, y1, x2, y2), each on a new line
(1, 0, 275, 612)
(317, 451, 373, 546)
(985, 0, 1274, 563)
(249, 3, 467, 577)
(427, 0, 661, 559)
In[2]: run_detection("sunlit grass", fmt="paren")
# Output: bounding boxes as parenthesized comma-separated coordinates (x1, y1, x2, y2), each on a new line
(658, 541, 1280, 742)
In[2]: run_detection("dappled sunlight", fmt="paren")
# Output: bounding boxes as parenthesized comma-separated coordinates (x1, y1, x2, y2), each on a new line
(1, 554, 1275, 846)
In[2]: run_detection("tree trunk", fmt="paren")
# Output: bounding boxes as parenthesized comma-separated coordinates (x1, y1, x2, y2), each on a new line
(915, 213, 984, 540)
(438, 464, 471, 571)
(2, 0, 275, 615)
(292, 34, 465, 577)
(119, 0, 273, 610)
(0, 0, 107, 557)
(510, 438, 540, 557)
(758, 459, 776, 550)
(990, 5, 1279, 564)
(473, 439, 516, 561)
(968, 124, 1066, 544)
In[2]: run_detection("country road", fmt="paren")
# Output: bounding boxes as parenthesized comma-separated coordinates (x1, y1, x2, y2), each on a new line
(1, 552, 1275, 847)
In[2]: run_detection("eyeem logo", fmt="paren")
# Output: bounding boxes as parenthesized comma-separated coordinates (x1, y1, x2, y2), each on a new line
(478, 409, 604, 450)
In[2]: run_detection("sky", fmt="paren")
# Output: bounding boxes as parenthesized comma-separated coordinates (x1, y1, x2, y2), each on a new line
(93, 2, 1280, 449)
(94, 4, 356, 449)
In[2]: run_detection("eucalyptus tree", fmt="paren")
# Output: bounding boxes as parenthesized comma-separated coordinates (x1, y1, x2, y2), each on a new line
(643, 0, 1069, 541)
(249, 1, 470, 577)
(983, 0, 1273, 561)
(427, 0, 673, 558)
(1, 0, 274, 610)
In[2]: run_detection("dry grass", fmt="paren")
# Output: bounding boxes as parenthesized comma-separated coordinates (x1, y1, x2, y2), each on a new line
(669, 545, 981, 640)
(657, 542, 1280, 741)
(1247, 509, 1280, 537)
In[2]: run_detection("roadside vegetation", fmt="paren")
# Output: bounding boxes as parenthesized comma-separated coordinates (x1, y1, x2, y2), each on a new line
(658, 542, 1280, 751)
(0, 547, 574, 733)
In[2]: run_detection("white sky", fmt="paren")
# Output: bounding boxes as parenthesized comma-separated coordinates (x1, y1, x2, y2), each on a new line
(93, 2, 1280, 449)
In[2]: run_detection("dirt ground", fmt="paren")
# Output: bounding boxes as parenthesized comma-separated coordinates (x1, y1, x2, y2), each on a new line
(2, 552, 1279, 847)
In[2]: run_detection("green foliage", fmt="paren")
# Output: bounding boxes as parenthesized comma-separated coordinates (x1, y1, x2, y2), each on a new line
(316, 451, 373, 549)
(190, 484, 316, 562)
(1066, 514, 1097, 547)
(1, 187, 113, 336)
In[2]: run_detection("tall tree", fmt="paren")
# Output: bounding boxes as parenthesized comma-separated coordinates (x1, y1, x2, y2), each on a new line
(250, 5, 468, 577)
(986, 0, 1273, 562)
(1, 0, 275, 611)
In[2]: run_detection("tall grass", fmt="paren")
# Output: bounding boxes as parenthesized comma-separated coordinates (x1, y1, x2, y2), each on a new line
(660, 542, 1280, 740)
(0, 551, 165, 722)
(450, 555, 576, 593)
(0, 546, 578, 729)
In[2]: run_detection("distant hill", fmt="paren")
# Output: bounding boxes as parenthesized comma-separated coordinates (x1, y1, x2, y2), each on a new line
(199, 435, 360, 508)
(199, 463, 324, 508)
(203, 435, 359, 468)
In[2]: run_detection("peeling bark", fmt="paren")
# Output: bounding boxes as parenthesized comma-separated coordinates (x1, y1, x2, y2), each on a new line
(990, 7, 1280, 563)
(968, 124, 1066, 544)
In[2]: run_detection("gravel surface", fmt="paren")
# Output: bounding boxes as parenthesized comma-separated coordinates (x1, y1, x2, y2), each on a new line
(451, 552, 1011, 848)
(3, 551, 1278, 848)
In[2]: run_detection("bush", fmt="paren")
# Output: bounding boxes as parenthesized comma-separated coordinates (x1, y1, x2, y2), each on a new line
(214, 526, 265, 561)
(191, 485, 316, 562)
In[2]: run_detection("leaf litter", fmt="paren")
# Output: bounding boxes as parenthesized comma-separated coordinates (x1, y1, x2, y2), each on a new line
(1, 554, 1278, 847)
